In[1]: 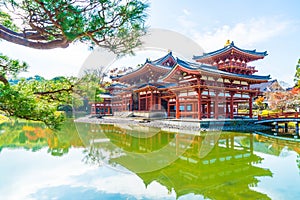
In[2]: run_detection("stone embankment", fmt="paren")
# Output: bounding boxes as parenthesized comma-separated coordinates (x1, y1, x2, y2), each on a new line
(74, 115, 271, 132)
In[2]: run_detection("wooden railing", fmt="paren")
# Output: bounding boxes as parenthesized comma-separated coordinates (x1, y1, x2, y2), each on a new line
(258, 112, 299, 120)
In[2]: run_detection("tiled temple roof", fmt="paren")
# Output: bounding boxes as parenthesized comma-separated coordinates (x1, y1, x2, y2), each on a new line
(111, 52, 176, 81)
(161, 58, 270, 82)
(149, 51, 176, 67)
(178, 58, 270, 80)
(193, 41, 267, 61)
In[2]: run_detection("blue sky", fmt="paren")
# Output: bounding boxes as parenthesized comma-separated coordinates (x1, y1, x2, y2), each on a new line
(2, 0, 300, 85)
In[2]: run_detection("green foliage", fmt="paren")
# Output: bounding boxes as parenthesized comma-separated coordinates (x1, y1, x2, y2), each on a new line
(294, 59, 300, 87)
(0, 0, 148, 53)
(0, 53, 28, 78)
(0, 11, 18, 31)
(0, 52, 106, 129)
(0, 1, 146, 127)
(0, 83, 66, 129)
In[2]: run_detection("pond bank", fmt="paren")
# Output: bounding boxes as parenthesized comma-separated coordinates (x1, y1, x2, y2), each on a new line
(74, 115, 271, 132)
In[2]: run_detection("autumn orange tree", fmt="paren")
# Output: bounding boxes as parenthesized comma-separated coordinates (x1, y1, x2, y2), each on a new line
(267, 59, 300, 112)
(254, 96, 266, 110)
(268, 89, 300, 112)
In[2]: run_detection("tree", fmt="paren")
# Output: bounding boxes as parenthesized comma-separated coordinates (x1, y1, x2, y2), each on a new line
(0, 1, 149, 128)
(254, 96, 266, 110)
(294, 59, 300, 87)
(267, 90, 300, 112)
(268, 91, 290, 112)
(0, 0, 148, 54)
(0, 54, 71, 128)
(0, 53, 106, 129)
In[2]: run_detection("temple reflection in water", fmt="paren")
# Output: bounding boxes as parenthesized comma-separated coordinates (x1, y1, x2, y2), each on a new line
(1, 121, 300, 199)
(85, 123, 273, 199)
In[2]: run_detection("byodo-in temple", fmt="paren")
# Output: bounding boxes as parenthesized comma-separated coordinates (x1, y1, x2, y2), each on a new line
(92, 41, 270, 119)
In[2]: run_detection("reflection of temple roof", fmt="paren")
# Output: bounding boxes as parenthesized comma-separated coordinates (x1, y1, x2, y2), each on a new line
(193, 41, 267, 62)
(136, 146, 272, 199)
(86, 124, 277, 199)
(102, 130, 272, 199)
(100, 124, 175, 153)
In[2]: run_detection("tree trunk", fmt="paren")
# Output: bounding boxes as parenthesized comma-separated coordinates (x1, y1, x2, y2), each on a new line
(0, 29, 70, 49)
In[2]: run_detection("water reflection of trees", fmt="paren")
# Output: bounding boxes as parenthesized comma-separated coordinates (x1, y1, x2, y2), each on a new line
(82, 124, 275, 199)
(253, 134, 300, 174)
(0, 120, 84, 156)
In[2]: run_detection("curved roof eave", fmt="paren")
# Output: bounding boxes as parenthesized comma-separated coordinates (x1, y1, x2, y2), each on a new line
(150, 51, 176, 66)
(162, 58, 270, 82)
(193, 41, 268, 60)
(113, 62, 170, 82)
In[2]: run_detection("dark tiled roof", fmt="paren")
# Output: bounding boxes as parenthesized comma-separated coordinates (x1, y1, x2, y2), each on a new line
(193, 41, 268, 60)
(163, 58, 271, 81)
(111, 52, 175, 81)
(150, 51, 176, 67)
(107, 83, 128, 88)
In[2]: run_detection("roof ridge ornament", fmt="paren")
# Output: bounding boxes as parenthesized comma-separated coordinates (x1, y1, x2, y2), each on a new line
(224, 39, 231, 47)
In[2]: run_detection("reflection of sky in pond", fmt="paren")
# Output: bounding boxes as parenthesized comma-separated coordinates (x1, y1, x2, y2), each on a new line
(0, 148, 180, 200)
(1, 123, 300, 200)
(252, 151, 300, 200)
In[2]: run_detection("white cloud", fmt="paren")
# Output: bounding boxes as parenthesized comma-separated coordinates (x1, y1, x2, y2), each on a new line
(183, 9, 191, 16)
(186, 17, 291, 52)
(176, 9, 197, 34)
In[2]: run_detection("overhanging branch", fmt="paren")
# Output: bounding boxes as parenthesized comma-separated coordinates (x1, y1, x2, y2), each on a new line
(0, 26, 70, 49)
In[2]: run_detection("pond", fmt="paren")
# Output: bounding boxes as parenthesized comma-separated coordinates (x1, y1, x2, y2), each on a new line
(0, 120, 300, 200)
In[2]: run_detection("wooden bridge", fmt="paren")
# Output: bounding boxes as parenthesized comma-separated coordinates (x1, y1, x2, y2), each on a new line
(255, 112, 300, 136)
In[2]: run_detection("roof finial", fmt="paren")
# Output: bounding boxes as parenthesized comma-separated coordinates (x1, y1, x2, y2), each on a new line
(224, 39, 231, 47)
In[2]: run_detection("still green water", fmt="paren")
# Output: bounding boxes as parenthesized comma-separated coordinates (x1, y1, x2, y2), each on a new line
(0, 121, 299, 200)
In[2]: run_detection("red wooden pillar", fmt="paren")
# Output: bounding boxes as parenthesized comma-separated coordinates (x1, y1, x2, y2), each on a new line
(202, 104, 206, 118)
(225, 102, 228, 118)
(145, 92, 148, 111)
(154, 92, 156, 109)
(91, 104, 95, 114)
(124, 94, 127, 111)
(175, 94, 180, 119)
(197, 88, 202, 120)
(230, 92, 234, 119)
(150, 90, 153, 111)
(158, 93, 161, 110)
(207, 102, 211, 118)
(167, 100, 170, 117)
(122, 95, 124, 111)
(214, 92, 219, 119)
(249, 94, 253, 118)
(138, 93, 141, 111)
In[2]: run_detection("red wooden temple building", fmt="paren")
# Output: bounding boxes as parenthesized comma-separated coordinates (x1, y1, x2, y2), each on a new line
(107, 41, 270, 119)
(90, 94, 113, 115)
